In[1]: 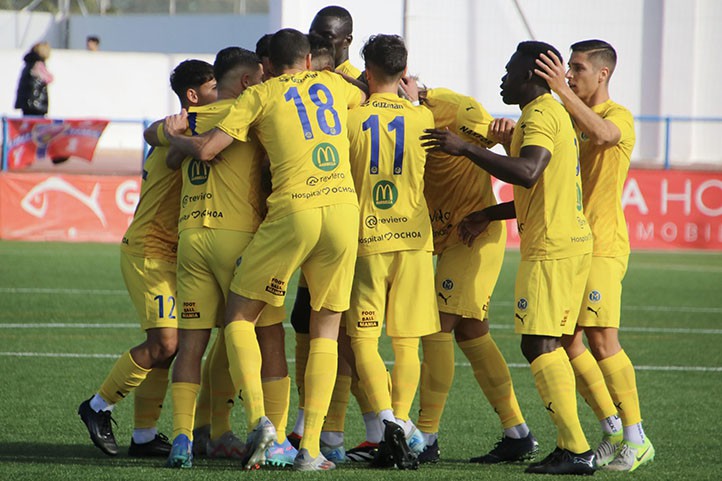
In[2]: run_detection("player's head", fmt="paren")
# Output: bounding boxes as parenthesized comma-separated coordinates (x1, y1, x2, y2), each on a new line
(566, 39, 617, 99)
(255, 33, 274, 80)
(362, 34, 407, 86)
(170, 59, 217, 108)
(501, 41, 562, 105)
(308, 32, 336, 71)
(214, 47, 263, 98)
(270, 28, 311, 72)
(309, 5, 353, 66)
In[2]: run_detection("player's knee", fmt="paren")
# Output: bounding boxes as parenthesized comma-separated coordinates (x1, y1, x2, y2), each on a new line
(290, 287, 312, 334)
(520, 335, 559, 363)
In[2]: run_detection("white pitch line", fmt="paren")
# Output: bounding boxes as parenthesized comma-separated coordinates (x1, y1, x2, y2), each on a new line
(0, 287, 126, 295)
(1, 351, 719, 372)
(0, 323, 137, 329)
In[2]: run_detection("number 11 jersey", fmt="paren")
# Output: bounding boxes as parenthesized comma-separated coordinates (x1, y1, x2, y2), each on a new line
(217, 70, 363, 221)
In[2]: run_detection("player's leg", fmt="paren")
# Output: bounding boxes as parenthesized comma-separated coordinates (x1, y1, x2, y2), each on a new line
(319, 332, 353, 463)
(79, 252, 176, 457)
(288, 278, 311, 447)
(519, 256, 595, 475)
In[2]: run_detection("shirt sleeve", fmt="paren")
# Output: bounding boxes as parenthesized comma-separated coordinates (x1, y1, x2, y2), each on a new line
(455, 96, 496, 148)
(520, 108, 555, 153)
(217, 87, 264, 142)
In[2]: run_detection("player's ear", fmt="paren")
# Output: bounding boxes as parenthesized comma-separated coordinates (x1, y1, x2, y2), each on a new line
(598, 66, 610, 84)
(186, 88, 199, 105)
(345, 33, 353, 47)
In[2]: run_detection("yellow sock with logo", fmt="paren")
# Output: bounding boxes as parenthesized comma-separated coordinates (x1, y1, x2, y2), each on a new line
(390, 337, 420, 421)
(295, 333, 310, 410)
(225, 320, 264, 432)
(133, 367, 169, 429)
(300, 338, 338, 458)
(418, 332, 454, 433)
(98, 351, 150, 405)
(531, 348, 589, 454)
(351, 337, 393, 414)
(323, 374, 351, 433)
(209, 329, 235, 440)
(599, 350, 642, 426)
(263, 376, 291, 444)
(570, 349, 617, 421)
(459, 333, 525, 428)
(171, 382, 200, 439)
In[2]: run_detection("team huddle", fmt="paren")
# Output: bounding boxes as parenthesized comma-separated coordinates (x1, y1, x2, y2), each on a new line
(77, 5, 654, 475)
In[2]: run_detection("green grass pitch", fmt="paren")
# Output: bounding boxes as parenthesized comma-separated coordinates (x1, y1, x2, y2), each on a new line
(1, 240, 720, 480)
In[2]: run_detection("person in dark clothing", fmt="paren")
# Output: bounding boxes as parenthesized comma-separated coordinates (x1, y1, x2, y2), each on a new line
(15, 42, 53, 117)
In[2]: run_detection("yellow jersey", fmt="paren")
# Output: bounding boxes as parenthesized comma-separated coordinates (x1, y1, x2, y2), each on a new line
(179, 99, 267, 233)
(336, 59, 362, 79)
(348, 92, 435, 256)
(217, 70, 362, 221)
(422, 88, 499, 253)
(511, 93, 592, 260)
(576, 99, 634, 256)
(121, 145, 180, 262)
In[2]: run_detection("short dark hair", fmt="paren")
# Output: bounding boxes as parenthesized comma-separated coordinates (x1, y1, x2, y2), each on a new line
(516, 41, 563, 89)
(214, 47, 260, 82)
(571, 39, 617, 75)
(362, 34, 407, 81)
(86, 35, 100, 43)
(314, 5, 353, 35)
(270, 28, 310, 70)
(308, 32, 336, 70)
(255, 33, 273, 59)
(169, 59, 214, 102)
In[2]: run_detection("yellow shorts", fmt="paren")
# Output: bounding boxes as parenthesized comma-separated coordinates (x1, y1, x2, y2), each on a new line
(577, 255, 628, 328)
(230, 204, 359, 312)
(346, 250, 440, 338)
(435, 221, 505, 320)
(514, 253, 591, 337)
(177, 228, 285, 330)
(119, 251, 177, 331)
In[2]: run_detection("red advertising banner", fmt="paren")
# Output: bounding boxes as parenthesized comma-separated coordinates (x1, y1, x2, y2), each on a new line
(5, 118, 109, 169)
(492, 169, 722, 250)
(0, 172, 139, 242)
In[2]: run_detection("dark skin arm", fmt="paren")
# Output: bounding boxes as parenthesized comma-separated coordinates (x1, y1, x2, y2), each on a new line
(143, 119, 164, 146)
(165, 145, 187, 170)
(457, 201, 516, 247)
(421, 128, 551, 189)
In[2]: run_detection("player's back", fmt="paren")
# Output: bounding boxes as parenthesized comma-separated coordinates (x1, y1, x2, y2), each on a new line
(122, 145, 180, 262)
(178, 99, 267, 234)
(510, 93, 592, 261)
(348, 92, 435, 256)
(217, 70, 362, 221)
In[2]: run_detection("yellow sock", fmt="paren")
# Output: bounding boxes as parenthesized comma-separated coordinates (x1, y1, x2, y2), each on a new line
(263, 376, 291, 444)
(300, 338, 337, 458)
(531, 348, 589, 453)
(418, 332, 454, 433)
(459, 334, 525, 428)
(390, 337, 420, 422)
(351, 337, 392, 414)
(98, 351, 150, 404)
(350, 375, 374, 414)
(570, 349, 617, 421)
(133, 367, 169, 429)
(225, 320, 264, 432)
(209, 328, 235, 440)
(172, 382, 200, 439)
(599, 350, 642, 426)
(194, 337, 215, 430)
(323, 374, 351, 432)
(295, 333, 310, 410)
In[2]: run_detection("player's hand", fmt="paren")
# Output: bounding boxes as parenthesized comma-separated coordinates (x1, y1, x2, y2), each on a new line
(164, 109, 188, 138)
(421, 128, 468, 156)
(534, 50, 569, 95)
(399, 76, 419, 102)
(489, 117, 515, 147)
(457, 209, 491, 247)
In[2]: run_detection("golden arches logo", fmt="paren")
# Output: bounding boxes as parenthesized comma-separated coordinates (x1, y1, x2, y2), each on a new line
(373, 180, 397, 210)
(187, 159, 210, 185)
(312, 142, 339, 172)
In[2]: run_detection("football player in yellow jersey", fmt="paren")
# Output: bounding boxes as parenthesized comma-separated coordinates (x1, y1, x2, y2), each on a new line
(78, 60, 216, 458)
(163, 28, 365, 471)
(535, 39, 654, 472)
(255, 33, 274, 81)
(344, 34, 438, 470)
(422, 41, 596, 475)
(310, 5, 362, 79)
(400, 80, 538, 464)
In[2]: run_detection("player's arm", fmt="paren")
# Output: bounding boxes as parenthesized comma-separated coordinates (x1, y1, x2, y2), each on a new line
(143, 119, 166, 147)
(457, 201, 515, 247)
(163, 109, 233, 161)
(488, 117, 515, 154)
(165, 146, 187, 170)
(337, 71, 368, 103)
(421, 128, 550, 188)
(534, 50, 620, 147)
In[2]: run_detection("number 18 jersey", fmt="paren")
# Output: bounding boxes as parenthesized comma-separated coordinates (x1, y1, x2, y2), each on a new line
(217, 70, 363, 221)
(348, 93, 435, 256)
